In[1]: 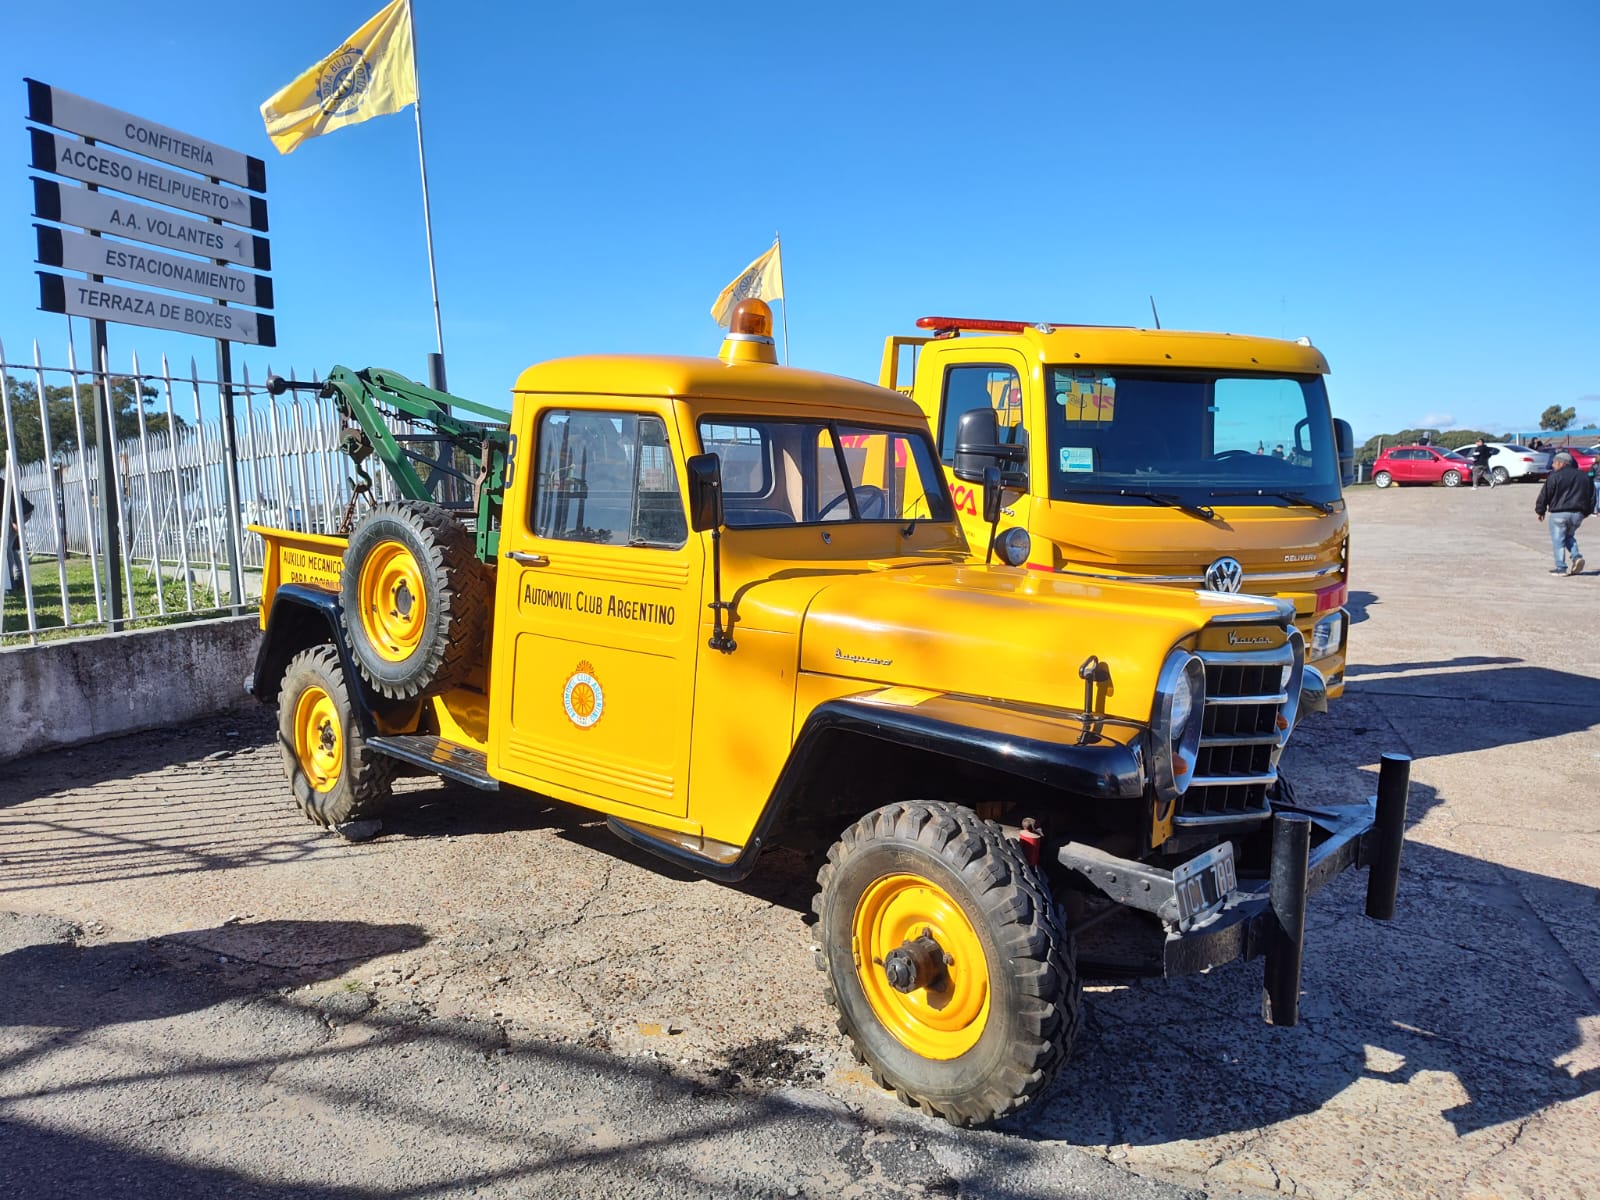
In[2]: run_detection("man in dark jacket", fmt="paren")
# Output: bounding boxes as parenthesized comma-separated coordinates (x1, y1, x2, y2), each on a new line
(2, 475, 33, 592)
(1534, 452, 1596, 575)
(1470, 440, 1496, 488)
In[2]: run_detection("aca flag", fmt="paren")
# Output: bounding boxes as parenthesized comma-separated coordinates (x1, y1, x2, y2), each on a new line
(711, 241, 784, 327)
(260, 0, 418, 154)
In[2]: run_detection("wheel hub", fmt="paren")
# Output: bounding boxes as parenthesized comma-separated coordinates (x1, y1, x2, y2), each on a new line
(882, 929, 950, 994)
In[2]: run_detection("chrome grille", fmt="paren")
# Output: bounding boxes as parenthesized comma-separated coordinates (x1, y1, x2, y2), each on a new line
(1175, 642, 1296, 825)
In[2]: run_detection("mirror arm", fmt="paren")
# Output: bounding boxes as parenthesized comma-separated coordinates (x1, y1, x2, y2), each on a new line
(707, 527, 736, 653)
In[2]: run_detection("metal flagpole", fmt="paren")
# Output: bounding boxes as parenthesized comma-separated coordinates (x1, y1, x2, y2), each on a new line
(776, 232, 790, 365)
(408, 0, 447, 392)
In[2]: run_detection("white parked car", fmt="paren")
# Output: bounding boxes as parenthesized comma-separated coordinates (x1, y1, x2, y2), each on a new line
(1449, 442, 1552, 484)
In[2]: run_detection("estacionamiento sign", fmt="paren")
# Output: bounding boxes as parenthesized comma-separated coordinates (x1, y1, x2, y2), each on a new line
(25, 78, 275, 347)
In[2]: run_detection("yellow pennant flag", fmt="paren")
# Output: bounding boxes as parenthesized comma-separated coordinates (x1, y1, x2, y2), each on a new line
(260, 0, 419, 154)
(711, 240, 784, 326)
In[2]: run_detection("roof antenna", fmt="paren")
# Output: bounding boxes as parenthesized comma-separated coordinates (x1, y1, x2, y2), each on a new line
(1148, 295, 1162, 329)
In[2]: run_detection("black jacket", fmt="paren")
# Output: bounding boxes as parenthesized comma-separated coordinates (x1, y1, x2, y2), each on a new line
(1470, 444, 1495, 467)
(1534, 466, 1596, 516)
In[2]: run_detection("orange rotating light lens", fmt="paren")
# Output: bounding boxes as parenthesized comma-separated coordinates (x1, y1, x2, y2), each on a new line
(729, 299, 774, 338)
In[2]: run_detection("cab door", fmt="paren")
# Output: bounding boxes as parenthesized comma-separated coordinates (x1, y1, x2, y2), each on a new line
(923, 349, 1034, 554)
(487, 404, 701, 819)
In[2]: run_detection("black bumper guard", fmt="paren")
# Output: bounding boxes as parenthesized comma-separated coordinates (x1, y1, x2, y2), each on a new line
(1056, 753, 1410, 1026)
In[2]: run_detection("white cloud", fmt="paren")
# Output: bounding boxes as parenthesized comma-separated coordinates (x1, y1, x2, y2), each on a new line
(1417, 412, 1456, 428)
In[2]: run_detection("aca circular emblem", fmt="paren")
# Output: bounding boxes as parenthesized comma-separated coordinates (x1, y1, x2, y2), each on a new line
(317, 48, 372, 117)
(563, 661, 604, 729)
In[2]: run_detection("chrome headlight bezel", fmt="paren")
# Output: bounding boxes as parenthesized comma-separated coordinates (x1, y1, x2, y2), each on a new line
(1276, 628, 1307, 746)
(1151, 649, 1206, 801)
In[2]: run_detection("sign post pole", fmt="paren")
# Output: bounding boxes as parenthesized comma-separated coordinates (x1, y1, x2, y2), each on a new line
(213, 192, 244, 611)
(82, 133, 123, 630)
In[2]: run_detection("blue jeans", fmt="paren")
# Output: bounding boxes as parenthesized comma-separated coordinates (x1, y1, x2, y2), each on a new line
(1548, 511, 1584, 569)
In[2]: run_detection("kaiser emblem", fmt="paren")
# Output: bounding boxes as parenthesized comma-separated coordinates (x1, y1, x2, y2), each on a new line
(1204, 556, 1244, 593)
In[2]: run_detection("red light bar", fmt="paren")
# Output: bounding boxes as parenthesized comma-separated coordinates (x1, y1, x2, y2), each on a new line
(916, 316, 1036, 334)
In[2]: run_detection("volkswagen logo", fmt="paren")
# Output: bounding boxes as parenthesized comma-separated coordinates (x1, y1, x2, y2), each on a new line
(1204, 556, 1244, 593)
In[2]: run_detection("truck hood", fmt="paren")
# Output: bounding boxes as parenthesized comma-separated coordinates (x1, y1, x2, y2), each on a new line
(1031, 498, 1346, 597)
(789, 563, 1282, 723)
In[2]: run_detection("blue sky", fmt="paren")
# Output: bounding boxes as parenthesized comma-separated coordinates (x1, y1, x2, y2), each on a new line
(2, 1, 1595, 441)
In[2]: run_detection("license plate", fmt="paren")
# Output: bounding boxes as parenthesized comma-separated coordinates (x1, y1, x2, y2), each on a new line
(1173, 842, 1237, 930)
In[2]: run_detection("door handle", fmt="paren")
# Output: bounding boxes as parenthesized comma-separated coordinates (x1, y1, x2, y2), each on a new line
(504, 550, 549, 567)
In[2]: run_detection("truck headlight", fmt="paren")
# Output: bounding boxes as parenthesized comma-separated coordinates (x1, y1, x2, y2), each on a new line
(1152, 650, 1206, 800)
(994, 527, 1031, 567)
(1309, 610, 1344, 660)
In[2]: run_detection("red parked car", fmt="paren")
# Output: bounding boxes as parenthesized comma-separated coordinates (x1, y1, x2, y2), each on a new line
(1371, 445, 1473, 488)
(1556, 445, 1598, 471)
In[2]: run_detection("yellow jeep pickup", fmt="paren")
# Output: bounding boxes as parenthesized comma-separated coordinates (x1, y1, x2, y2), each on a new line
(248, 301, 1405, 1125)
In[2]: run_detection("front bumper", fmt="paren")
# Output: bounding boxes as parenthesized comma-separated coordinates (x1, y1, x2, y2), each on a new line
(1055, 754, 1410, 1024)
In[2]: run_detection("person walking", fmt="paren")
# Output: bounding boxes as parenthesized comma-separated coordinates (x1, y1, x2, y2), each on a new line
(2, 474, 33, 594)
(1469, 439, 1496, 488)
(1533, 451, 1595, 575)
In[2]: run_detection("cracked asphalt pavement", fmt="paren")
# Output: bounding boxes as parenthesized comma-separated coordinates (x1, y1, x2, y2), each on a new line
(1, 484, 1596, 1198)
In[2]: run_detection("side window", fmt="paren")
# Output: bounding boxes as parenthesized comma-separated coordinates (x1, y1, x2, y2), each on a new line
(532, 411, 685, 548)
(938, 365, 1023, 464)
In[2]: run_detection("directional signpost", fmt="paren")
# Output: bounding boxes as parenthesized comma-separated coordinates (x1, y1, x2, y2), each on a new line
(24, 77, 277, 620)
(32, 180, 271, 270)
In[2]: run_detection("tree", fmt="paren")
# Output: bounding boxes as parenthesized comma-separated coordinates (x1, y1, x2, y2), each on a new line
(1539, 405, 1576, 432)
(0, 375, 180, 466)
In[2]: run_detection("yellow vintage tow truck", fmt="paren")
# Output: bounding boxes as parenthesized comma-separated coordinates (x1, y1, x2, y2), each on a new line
(248, 301, 1405, 1125)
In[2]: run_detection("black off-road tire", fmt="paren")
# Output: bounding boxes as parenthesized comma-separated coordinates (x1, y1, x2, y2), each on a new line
(813, 801, 1079, 1126)
(340, 501, 489, 700)
(277, 645, 397, 832)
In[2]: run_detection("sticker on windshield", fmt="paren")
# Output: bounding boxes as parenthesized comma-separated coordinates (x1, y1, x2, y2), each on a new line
(1060, 446, 1095, 473)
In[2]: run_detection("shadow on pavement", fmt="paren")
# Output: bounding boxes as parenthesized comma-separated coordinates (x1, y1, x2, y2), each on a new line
(0, 917, 427, 1034)
(1005, 776, 1599, 1146)
(1345, 589, 1378, 624)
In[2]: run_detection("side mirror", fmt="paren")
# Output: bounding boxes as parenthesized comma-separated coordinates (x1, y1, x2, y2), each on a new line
(1334, 419, 1356, 487)
(686, 453, 724, 532)
(953, 407, 1001, 482)
(982, 465, 1003, 525)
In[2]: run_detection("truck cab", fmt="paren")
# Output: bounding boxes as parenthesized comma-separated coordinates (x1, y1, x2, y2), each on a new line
(882, 318, 1355, 710)
(248, 302, 1399, 1127)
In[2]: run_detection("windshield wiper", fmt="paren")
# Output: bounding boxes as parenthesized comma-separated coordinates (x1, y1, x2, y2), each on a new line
(1211, 488, 1336, 514)
(1065, 487, 1216, 520)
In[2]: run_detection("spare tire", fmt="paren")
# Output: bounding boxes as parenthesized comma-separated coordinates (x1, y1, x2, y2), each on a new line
(340, 501, 489, 700)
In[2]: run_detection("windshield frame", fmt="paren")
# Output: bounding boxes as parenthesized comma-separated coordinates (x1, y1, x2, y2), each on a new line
(1044, 367, 1342, 509)
(696, 413, 958, 529)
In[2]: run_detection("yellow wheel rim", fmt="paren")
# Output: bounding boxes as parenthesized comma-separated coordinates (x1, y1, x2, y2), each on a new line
(852, 872, 990, 1060)
(293, 685, 344, 793)
(358, 539, 427, 663)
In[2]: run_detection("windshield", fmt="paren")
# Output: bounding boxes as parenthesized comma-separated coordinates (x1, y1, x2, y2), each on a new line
(697, 417, 955, 527)
(1044, 369, 1341, 507)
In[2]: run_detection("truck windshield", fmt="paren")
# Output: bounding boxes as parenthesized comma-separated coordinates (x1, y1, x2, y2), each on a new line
(698, 417, 955, 527)
(1044, 369, 1341, 508)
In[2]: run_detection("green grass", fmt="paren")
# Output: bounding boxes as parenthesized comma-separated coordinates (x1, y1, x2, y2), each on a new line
(2, 554, 237, 642)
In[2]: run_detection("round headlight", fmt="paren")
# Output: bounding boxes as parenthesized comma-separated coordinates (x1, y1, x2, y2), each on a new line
(1170, 674, 1194, 735)
(994, 527, 1031, 567)
(1152, 650, 1206, 801)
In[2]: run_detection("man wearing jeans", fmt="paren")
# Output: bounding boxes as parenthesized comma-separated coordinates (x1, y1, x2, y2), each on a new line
(1534, 452, 1595, 575)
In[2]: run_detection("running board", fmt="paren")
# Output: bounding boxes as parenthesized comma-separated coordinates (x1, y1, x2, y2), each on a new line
(368, 734, 499, 791)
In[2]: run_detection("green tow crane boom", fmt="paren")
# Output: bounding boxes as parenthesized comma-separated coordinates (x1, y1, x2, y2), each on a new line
(266, 367, 512, 561)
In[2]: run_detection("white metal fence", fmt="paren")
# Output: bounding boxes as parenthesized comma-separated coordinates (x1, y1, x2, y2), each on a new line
(1, 334, 408, 645)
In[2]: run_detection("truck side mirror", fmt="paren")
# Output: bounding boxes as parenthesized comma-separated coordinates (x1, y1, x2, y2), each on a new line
(686, 453, 724, 532)
(953, 407, 1001, 483)
(1334, 419, 1356, 487)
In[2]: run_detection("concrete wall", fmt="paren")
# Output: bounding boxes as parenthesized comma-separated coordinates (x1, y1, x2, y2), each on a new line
(0, 616, 260, 763)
